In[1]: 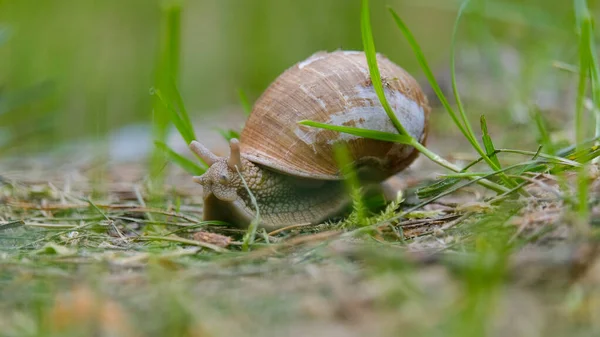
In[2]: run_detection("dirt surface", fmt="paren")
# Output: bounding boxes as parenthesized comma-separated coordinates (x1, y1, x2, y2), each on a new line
(2, 144, 600, 337)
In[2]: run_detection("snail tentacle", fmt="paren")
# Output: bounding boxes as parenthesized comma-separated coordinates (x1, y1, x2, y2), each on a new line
(227, 138, 243, 170)
(189, 141, 220, 166)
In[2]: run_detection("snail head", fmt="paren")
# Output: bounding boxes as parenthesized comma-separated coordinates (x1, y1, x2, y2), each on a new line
(189, 138, 243, 202)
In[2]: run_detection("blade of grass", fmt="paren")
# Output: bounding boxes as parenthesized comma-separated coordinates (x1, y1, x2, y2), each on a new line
(557, 136, 600, 157)
(582, 7, 600, 155)
(552, 61, 579, 73)
(351, 159, 541, 238)
(334, 144, 367, 226)
(416, 143, 583, 198)
(416, 145, 515, 198)
(388, 4, 517, 189)
(308, 0, 512, 194)
(386, 7, 466, 137)
(480, 115, 501, 168)
(150, 1, 183, 192)
(361, 0, 408, 136)
(216, 128, 241, 141)
(237, 89, 252, 116)
(449, 0, 476, 142)
(495, 148, 581, 167)
(154, 141, 206, 175)
(139, 235, 227, 252)
(417, 178, 462, 199)
(152, 1, 182, 140)
(238, 166, 261, 251)
(167, 79, 195, 140)
(0, 220, 24, 231)
(566, 145, 600, 164)
(299, 120, 413, 144)
(415, 160, 540, 212)
(449, 0, 517, 188)
(299, 120, 509, 193)
(574, 0, 591, 228)
(152, 88, 195, 144)
(530, 105, 556, 155)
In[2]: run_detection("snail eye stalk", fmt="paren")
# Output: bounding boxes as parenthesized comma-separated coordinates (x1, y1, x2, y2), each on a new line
(190, 141, 219, 166)
(227, 138, 242, 170)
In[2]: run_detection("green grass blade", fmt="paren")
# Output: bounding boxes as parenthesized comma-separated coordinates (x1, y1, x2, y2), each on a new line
(237, 89, 252, 116)
(566, 146, 600, 165)
(152, 1, 182, 140)
(450, 0, 479, 146)
(299, 119, 510, 193)
(575, 1, 591, 149)
(574, 0, 591, 225)
(167, 79, 195, 141)
(334, 144, 367, 226)
(494, 148, 581, 167)
(552, 61, 579, 73)
(154, 141, 206, 175)
(237, 166, 261, 251)
(448, 0, 518, 189)
(150, 1, 183, 192)
(152, 88, 195, 144)
(480, 115, 501, 168)
(216, 128, 241, 141)
(389, 4, 517, 189)
(164, 3, 181, 80)
(395, 161, 539, 225)
(361, 0, 408, 136)
(416, 178, 462, 199)
(416, 141, 586, 199)
(530, 106, 556, 155)
(582, 6, 600, 145)
(387, 7, 466, 137)
(299, 120, 413, 144)
(574, 0, 586, 26)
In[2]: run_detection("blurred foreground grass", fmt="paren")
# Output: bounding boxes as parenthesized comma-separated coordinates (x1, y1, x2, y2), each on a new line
(1, 168, 599, 337)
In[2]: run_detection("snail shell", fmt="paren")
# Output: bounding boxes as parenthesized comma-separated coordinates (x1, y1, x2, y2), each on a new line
(190, 50, 430, 229)
(240, 50, 430, 181)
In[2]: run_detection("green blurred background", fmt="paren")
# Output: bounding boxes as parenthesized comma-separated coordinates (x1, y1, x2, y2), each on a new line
(0, 0, 589, 155)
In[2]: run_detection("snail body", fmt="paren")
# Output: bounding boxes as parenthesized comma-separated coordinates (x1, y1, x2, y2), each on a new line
(191, 50, 430, 229)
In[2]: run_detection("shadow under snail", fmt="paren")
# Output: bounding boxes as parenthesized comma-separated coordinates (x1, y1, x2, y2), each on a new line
(190, 50, 430, 230)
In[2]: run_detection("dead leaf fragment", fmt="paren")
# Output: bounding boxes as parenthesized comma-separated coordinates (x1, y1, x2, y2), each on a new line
(192, 231, 232, 248)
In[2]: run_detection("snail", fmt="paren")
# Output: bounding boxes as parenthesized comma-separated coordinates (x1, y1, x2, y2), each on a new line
(190, 50, 430, 229)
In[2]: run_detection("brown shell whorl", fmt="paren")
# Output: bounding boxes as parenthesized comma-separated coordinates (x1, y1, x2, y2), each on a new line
(240, 50, 430, 181)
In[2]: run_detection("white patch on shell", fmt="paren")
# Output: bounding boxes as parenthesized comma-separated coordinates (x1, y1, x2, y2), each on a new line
(298, 54, 327, 69)
(324, 85, 425, 144)
(342, 50, 362, 55)
(300, 84, 327, 109)
(293, 127, 319, 153)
